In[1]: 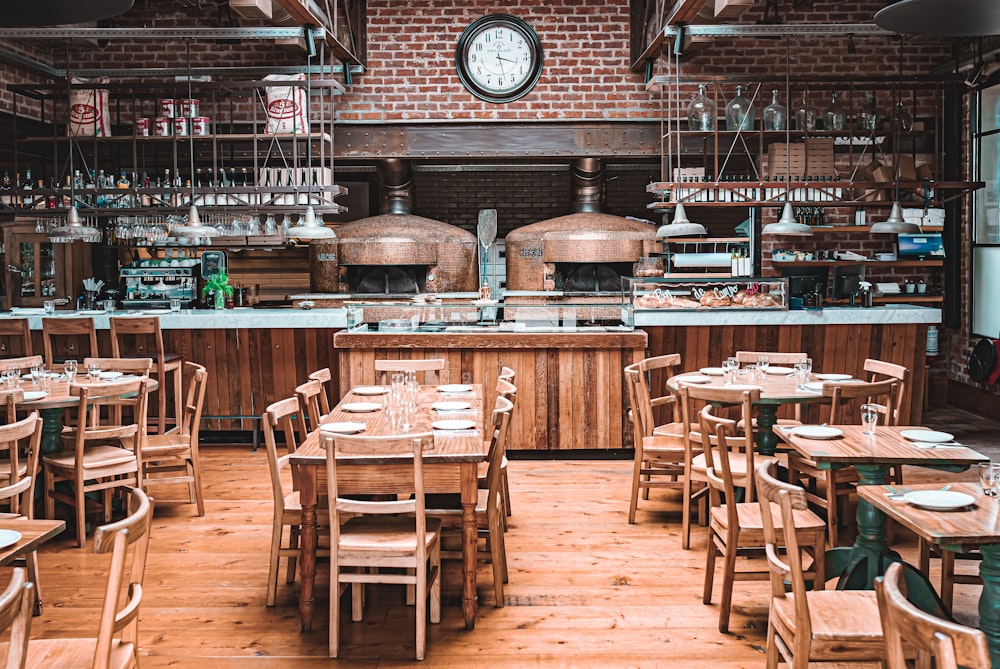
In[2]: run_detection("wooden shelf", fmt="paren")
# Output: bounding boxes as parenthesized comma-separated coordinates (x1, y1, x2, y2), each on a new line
(828, 295, 943, 305)
(772, 259, 944, 268)
(22, 132, 334, 144)
(808, 225, 944, 234)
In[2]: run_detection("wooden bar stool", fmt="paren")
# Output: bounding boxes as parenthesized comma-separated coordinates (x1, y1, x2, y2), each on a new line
(41, 317, 98, 366)
(109, 316, 183, 435)
(0, 319, 32, 358)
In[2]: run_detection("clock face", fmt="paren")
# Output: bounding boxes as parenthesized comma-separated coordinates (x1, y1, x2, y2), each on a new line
(456, 15, 543, 104)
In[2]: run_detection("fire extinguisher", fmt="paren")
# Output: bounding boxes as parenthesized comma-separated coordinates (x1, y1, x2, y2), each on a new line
(926, 325, 939, 362)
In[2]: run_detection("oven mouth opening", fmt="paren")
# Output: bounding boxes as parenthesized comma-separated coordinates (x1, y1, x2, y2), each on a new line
(346, 266, 426, 296)
(555, 262, 630, 294)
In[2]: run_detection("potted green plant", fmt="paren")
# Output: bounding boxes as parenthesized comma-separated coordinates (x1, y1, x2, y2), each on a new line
(201, 272, 234, 310)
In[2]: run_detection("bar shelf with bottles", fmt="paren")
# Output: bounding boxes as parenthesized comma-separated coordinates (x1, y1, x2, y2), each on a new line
(4, 79, 347, 223)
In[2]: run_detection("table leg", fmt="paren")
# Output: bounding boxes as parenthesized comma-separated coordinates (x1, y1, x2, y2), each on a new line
(979, 544, 1000, 668)
(297, 467, 318, 633)
(754, 404, 779, 456)
(460, 462, 478, 629)
(38, 408, 63, 455)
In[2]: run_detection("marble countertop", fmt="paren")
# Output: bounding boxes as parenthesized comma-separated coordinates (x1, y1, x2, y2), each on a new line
(4, 303, 940, 330)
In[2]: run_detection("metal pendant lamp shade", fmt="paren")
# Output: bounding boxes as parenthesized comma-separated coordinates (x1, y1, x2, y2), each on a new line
(875, 0, 1000, 37)
(1, 0, 133, 27)
(655, 203, 707, 238)
(49, 205, 102, 243)
(870, 201, 922, 234)
(286, 205, 335, 239)
(171, 204, 220, 239)
(761, 202, 813, 236)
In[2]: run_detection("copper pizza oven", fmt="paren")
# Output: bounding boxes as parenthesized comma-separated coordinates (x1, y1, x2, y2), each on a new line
(506, 213, 657, 294)
(334, 214, 478, 296)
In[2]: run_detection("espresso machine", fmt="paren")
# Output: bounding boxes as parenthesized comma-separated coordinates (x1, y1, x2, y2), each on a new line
(120, 260, 201, 310)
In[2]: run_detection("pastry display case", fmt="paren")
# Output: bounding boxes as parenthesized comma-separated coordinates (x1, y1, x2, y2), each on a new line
(627, 277, 788, 310)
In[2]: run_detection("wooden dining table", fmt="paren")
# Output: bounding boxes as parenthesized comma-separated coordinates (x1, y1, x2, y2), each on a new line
(666, 370, 832, 456)
(14, 374, 158, 454)
(0, 517, 65, 565)
(858, 481, 1000, 667)
(289, 383, 487, 632)
(782, 425, 987, 599)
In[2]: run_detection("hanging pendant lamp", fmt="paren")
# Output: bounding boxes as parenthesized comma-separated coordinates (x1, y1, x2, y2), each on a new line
(170, 204, 220, 239)
(49, 205, 102, 243)
(1, 0, 133, 27)
(870, 201, 922, 234)
(875, 0, 1000, 38)
(762, 202, 814, 236)
(286, 204, 334, 239)
(655, 203, 707, 238)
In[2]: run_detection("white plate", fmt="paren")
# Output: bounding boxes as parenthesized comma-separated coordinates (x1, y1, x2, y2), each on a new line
(678, 374, 712, 384)
(815, 373, 853, 381)
(903, 490, 976, 511)
(900, 429, 954, 443)
(99, 371, 124, 380)
(437, 384, 473, 393)
(803, 381, 826, 392)
(766, 366, 796, 375)
(340, 402, 382, 413)
(21, 391, 48, 401)
(143, 309, 172, 315)
(77, 310, 106, 316)
(319, 422, 367, 435)
(699, 367, 725, 376)
(0, 529, 21, 550)
(352, 386, 388, 396)
(432, 419, 477, 431)
(788, 425, 844, 440)
(432, 401, 472, 411)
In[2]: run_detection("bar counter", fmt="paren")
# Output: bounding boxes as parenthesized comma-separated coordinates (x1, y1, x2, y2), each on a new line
(4, 303, 939, 440)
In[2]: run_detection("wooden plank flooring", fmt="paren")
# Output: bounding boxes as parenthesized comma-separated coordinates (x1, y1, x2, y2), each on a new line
(18, 406, 995, 667)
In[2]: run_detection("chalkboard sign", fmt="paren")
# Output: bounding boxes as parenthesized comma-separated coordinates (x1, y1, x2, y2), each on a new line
(201, 251, 228, 279)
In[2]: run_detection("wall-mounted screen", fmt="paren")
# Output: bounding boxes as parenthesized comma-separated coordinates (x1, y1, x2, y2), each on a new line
(897, 233, 945, 259)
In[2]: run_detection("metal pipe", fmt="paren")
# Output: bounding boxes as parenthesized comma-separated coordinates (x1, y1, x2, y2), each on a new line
(377, 159, 415, 215)
(569, 158, 605, 213)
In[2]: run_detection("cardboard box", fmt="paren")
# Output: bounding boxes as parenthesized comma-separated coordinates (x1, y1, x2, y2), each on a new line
(766, 139, 836, 179)
(714, 0, 754, 19)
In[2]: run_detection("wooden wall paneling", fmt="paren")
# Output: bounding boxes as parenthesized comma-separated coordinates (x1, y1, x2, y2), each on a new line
(226, 328, 249, 430)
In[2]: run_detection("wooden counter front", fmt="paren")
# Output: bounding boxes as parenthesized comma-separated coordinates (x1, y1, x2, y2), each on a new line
(334, 330, 648, 451)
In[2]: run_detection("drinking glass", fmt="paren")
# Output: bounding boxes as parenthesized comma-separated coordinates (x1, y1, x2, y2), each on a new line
(979, 463, 997, 497)
(385, 390, 401, 431)
(757, 355, 769, 377)
(390, 372, 405, 393)
(170, 298, 182, 312)
(2, 370, 16, 389)
(723, 357, 739, 385)
(30, 364, 44, 387)
(87, 362, 102, 380)
(43, 300, 55, 314)
(64, 359, 78, 381)
(793, 361, 809, 390)
(860, 404, 879, 435)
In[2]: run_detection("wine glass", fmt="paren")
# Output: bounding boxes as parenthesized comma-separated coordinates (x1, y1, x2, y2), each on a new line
(87, 361, 102, 381)
(756, 355, 769, 379)
(723, 357, 739, 385)
(64, 359, 78, 382)
(793, 361, 810, 390)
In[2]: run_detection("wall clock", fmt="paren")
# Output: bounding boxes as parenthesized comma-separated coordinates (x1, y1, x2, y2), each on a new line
(456, 14, 543, 104)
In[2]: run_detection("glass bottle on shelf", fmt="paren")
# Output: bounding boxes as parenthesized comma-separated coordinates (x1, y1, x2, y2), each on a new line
(763, 89, 786, 131)
(823, 92, 847, 132)
(687, 83, 715, 131)
(794, 91, 816, 131)
(726, 84, 754, 131)
(858, 93, 878, 133)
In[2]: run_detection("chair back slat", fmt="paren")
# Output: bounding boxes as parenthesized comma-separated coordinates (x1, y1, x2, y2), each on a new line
(822, 378, 898, 425)
(0, 319, 33, 358)
(0, 567, 33, 669)
(0, 412, 41, 517)
(295, 379, 326, 434)
(42, 317, 98, 365)
(735, 351, 808, 365)
(864, 358, 910, 424)
(876, 561, 991, 669)
(374, 358, 447, 385)
(307, 367, 333, 416)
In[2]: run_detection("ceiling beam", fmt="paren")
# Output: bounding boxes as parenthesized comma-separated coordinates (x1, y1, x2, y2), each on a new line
(270, 0, 362, 65)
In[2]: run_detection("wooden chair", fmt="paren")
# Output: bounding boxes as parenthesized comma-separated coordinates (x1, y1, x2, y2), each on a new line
(307, 367, 334, 417)
(324, 431, 441, 660)
(755, 460, 885, 669)
(262, 397, 316, 606)
(0, 357, 43, 375)
(786, 377, 898, 547)
(0, 318, 32, 358)
(42, 377, 149, 547)
(700, 404, 825, 634)
(918, 541, 982, 614)
(295, 379, 327, 434)
(0, 567, 35, 669)
(374, 358, 447, 385)
(623, 355, 698, 528)
(428, 395, 513, 607)
(877, 561, 990, 669)
(865, 358, 910, 485)
(82, 358, 153, 426)
(0, 388, 23, 425)
(141, 362, 208, 517)
(498, 365, 516, 382)
(110, 316, 184, 435)
(42, 317, 98, 366)
(0, 412, 43, 614)
(491, 377, 516, 521)
(17, 487, 152, 669)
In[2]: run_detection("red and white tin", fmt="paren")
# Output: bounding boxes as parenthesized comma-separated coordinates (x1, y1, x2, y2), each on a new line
(191, 116, 210, 136)
(135, 118, 150, 136)
(153, 117, 172, 136)
(179, 98, 199, 118)
(158, 98, 177, 118)
(173, 117, 190, 136)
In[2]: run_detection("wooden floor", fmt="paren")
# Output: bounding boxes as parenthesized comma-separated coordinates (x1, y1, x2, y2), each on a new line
(19, 406, 997, 668)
